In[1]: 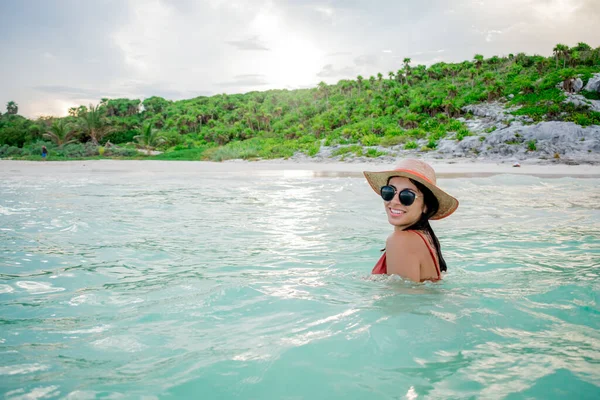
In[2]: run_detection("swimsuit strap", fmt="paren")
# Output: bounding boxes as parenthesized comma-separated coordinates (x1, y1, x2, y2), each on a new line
(411, 230, 441, 280)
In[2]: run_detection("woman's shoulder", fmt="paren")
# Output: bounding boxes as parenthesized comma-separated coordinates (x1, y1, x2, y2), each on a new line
(386, 230, 422, 251)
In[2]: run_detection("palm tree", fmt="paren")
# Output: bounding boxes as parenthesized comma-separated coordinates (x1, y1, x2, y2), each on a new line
(482, 72, 495, 85)
(396, 69, 404, 84)
(535, 58, 550, 74)
(569, 50, 580, 67)
(356, 75, 364, 94)
(447, 84, 458, 99)
(134, 123, 167, 155)
(560, 45, 570, 68)
(388, 71, 395, 81)
(553, 44, 569, 68)
(43, 119, 78, 147)
(317, 81, 329, 101)
(403, 58, 412, 85)
(574, 42, 591, 52)
(474, 54, 484, 69)
(6, 101, 18, 115)
(79, 103, 114, 145)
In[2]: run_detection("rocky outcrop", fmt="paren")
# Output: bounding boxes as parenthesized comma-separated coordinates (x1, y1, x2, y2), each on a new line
(459, 102, 533, 134)
(435, 120, 600, 161)
(584, 73, 600, 93)
(305, 99, 600, 164)
(557, 78, 584, 93)
(463, 102, 521, 121)
(564, 93, 600, 112)
(554, 73, 600, 112)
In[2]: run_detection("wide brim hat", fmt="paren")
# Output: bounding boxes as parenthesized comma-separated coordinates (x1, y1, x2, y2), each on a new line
(363, 158, 459, 220)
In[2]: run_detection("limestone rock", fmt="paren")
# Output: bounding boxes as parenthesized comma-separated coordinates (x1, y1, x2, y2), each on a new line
(557, 77, 584, 93)
(584, 73, 600, 93)
(564, 93, 600, 112)
(433, 119, 600, 162)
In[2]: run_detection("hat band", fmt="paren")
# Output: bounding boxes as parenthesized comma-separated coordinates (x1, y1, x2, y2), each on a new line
(393, 168, 434, 185)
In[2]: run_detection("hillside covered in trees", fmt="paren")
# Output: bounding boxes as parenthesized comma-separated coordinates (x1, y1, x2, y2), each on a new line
(1, 42, 599, 161)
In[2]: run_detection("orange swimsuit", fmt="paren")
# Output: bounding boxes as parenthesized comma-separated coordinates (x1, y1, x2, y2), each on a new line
(372, 230, 441, 281)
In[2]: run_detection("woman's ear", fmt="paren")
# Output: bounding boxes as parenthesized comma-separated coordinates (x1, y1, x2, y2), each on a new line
(422, 203, 428, 215)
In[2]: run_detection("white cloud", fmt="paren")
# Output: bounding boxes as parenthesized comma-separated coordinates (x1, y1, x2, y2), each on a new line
(1, 0, 599, 117)
(314, 6, 334, 17)
(485, 30, 503, 42)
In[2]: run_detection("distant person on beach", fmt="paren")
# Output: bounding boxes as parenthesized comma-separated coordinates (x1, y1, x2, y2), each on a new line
(363, 159, 459, 282)
(41, 146, 48, 160)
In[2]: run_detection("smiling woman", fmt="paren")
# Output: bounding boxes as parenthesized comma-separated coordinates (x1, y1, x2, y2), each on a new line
(363, 159, 459, 282)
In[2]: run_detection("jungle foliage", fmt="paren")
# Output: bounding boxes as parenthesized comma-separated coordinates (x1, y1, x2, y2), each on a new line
(2, 42, 599, 161)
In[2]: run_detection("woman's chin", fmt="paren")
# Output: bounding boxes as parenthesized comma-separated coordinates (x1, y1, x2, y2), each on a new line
(387, 215, 405, 226)
(387, 213, 417, 228)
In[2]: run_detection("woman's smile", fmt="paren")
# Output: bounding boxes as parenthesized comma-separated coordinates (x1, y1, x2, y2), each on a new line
(388, 207, 406, 216)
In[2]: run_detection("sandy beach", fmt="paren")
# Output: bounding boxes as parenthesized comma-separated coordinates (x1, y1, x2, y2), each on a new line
(2, 159, 600, 179)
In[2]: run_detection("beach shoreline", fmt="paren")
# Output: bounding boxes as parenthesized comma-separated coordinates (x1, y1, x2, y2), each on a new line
(2, 158, 600, 178)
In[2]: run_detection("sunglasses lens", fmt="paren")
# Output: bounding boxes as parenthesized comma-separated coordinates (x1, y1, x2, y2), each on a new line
(399, 189, 416, 206)
(380, 186, 395, 201)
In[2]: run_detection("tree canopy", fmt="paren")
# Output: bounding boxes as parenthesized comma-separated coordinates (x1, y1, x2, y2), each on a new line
(2, 43, 600, 161)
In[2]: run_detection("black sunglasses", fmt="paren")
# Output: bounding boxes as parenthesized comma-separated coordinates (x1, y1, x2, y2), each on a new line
(380, 185, 419, 206)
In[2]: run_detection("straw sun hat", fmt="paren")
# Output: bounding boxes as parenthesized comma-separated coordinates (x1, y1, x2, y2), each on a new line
(363, 158, 459, 220)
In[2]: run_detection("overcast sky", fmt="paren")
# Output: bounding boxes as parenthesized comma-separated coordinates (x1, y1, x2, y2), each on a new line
(1, 0, 599, 118)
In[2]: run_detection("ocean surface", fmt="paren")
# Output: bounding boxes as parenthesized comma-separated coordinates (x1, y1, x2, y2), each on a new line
(1, 165, 599, 399)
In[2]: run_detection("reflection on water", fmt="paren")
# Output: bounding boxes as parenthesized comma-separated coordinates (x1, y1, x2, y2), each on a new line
(0, 171, 599, 399)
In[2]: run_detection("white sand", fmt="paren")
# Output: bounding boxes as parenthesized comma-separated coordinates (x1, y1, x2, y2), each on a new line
(2, 159, 600, 178)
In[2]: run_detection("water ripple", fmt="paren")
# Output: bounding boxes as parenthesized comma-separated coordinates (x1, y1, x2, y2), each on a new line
(1, 173, 599, 398)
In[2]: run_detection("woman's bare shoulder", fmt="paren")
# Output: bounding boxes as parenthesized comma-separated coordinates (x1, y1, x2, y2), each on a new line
(385, 231, 421, 281)
(386, 230, 421, 252)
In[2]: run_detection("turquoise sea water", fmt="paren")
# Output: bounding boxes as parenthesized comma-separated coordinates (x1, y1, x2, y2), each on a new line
(1, 166, 599, 399)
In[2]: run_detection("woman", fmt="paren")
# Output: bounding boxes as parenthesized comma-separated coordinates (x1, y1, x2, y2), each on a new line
(363, 159, 458, 282)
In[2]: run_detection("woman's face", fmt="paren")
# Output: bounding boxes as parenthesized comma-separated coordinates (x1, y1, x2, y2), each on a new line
(383, 177, 426, 230)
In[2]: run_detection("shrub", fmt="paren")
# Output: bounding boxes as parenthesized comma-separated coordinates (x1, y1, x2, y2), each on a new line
(380, 135, 407, 147)
(0, 145, 23, 157)
(160, 130, 184, 148)
(103, 129, 137, 144)
(304, 142, 321, 157)
(106, 147, 139, 157)
(365, 148, 386, 158)
(58, 143, 99, 158)
(456, 128, 472, 141)
(527, 140, 537, 151)
(581, 90, 600, 101)
(572, 113, 592, 126)
(404, 141, 418, 149)
(360, 134, 380, 146)
(153, 147, 208, 160)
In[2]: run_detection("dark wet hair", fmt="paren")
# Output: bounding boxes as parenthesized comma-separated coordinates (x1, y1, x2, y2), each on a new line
(387, 177, 448, 272)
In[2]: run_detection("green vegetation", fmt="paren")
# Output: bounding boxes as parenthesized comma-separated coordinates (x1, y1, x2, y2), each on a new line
(1, 42, 600, 161)
(404, 141, 418, 150)
(134, 123, 167, 155)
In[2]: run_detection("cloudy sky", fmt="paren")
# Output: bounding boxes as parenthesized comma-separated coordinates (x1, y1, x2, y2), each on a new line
(1, 0, 599, 118)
